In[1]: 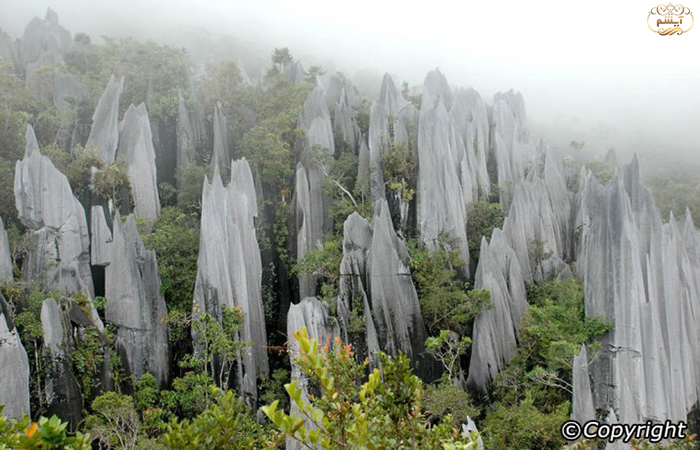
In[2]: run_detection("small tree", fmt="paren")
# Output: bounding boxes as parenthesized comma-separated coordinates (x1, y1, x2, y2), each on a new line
(84, 392, 140, 449)
(425, 330, 472, 383)
(271, 47, 293, 72)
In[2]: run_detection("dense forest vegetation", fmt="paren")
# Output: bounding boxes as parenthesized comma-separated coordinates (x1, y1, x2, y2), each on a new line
(1, 15, 699, 449)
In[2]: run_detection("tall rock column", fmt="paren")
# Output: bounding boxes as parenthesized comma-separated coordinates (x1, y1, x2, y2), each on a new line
(0, 292, 31, 420)
(193, 159, 268, 403)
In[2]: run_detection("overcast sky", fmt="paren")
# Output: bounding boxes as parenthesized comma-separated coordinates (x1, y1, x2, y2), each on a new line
(2, 0, 699, 162)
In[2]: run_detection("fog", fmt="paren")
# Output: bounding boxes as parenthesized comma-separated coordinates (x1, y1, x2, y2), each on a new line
(2, 0, 699, 166)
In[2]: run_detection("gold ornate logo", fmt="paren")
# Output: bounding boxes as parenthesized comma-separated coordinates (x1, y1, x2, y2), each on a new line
(648, 3, 694, 35)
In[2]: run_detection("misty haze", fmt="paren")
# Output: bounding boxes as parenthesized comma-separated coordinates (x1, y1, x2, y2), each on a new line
(0, 1, 699, 448)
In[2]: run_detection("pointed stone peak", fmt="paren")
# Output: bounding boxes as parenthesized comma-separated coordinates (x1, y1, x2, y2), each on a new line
(45, 8, 59, 24)
(24, 125, 40, 157)
(422, 68, 452, 110)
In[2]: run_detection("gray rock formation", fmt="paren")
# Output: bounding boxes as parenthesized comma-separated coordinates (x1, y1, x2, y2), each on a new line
(0, 217, 12, 282)
(295, 85, 335, 298)
(336, 202, 430, 373)
(467, 229, 527, 393)
(283, 60, 305, 85)
(40, 297, 83, 429)
(490, 90, 535, 210)
(15, 125, 96, 302)
(210, 102, 231, 176)
(90, 206, 112, 266)
(571, 345, 596, 424)
(20, 8, 71, 68)
(0, 292, 30, 419)
(333, 87, 361, 153)
(176, 91, 193, 177)
(573, 156, 700, 425)
(286, 297, 339, 450)
(416, 69, 469, 272)
(462, 416, 485, 450)
(368, 73, 418, 202)
(104, 214, 169, 386)
(450, 88, 491, 201)
(87, 75, 124, 163)
(117, 103, 161, 222)
(193, 159, 268, 403)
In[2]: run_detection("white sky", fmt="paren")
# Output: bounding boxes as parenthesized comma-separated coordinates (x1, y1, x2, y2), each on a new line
(1, 0, 699, 161)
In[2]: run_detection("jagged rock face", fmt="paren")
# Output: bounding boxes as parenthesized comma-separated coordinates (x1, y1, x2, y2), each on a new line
(416, 69, 469, 273)
(462, 417, 485, 450)
(117, 103, 161, 222)
(337, 212, 379, 360)
(40, 298, 83, 430)
(490, 90, 535, 210)
(176, 91, 193, 177)
(87, 75, 124, 163)
(193, 159, 268, 403)
(450, 88, 491, 201)
(368, 73, 418, 202)
(333, 87, 361, 153)
(20, 8, 71, 68)
(0, 292, 30, 420)
(90, 206, 112, 266)
(574, 157, 700, 425)
(14, 125, 95, 299)
(286, 297, 339, 450)
(210, 102, 231, 176)
(0, 217, 12, 282)
(467, 229, 527, 393)
(295, 85, 335, 298)
(283, 60, 305, 85)
(571, 345, 596, 424)
(368, 200, 428, 363)
(104, 214, 169, 386)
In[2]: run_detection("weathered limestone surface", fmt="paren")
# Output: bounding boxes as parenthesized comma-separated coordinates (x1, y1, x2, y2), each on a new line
(176, 91, 193, 175)
(286, 297, 339, 450)
(40, 297, 82, 429)
(20, 8, 71, 68)
(333, 87, 361, 153)
(90, 206, 112, 266)
(571, 345, 596, 424)
(284, 60, 305, 85)
(15, 125, 95, 300)
(367, 74, 417, 202)
(467, 229, 527, 392)
(416, 69, 469, 272)
(490, 90, 535, 210)
(295, 85, 335, 299)
(210, 102, 231, 176)
(87, 75, 124, 163)
(0, 218, 12, 282)
(193, 159, 268, 403)
(0, 292, 30, 419)
(573, 156, 700, 425)
(117, 103, 161, 222)
(0, 28, 19, 71)
(450, 87, 491, 201)
(104, 213, 169, 386)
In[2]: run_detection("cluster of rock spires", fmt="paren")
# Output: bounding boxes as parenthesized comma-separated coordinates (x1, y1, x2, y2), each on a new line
(193, 159, 268, 403)
(4, 8, 700, 439)
(571, 156, 700, 428)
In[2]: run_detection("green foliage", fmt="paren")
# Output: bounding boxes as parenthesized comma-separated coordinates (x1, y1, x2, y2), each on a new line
(292, 236, 342, 304)
(408, 238, 490, 336)
(466, 201, 505, 262)
(162, 388, 268, 450)
(490, 279, 612, 424)
(68, 325, 105, 402)
(84, 392, 140, 449)
(647, 166, 700, 223)
(305, 65, 326, 83)
(423, 382, 479, 428)
(425, 330, 472, 382)
(382, 139, 417, 202)
(584, 160, 614, 184)
(271, 47, 293, 71)
(263, 327, 475, 449)
(482, 391, 569, 449)
(259, 368, 291, 414)
(174, 164, 207, 213)
(159, 372, 213, 420)
(0, 406, 91, 449)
